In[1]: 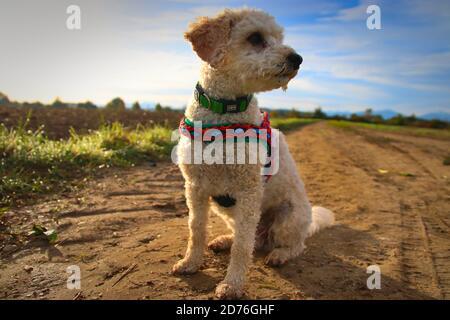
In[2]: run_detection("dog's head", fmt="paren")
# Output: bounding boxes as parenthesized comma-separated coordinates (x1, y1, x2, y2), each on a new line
(185, 8, 302, 94)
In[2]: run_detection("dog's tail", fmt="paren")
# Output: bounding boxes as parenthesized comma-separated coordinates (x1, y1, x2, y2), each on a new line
(307, 206, 335, 237)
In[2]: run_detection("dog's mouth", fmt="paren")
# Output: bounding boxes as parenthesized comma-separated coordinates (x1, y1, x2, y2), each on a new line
(274, 66, 299, 90)
(275, 64, 299, 79)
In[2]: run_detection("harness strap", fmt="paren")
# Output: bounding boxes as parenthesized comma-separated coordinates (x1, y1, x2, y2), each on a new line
(179, 112, 274, 182)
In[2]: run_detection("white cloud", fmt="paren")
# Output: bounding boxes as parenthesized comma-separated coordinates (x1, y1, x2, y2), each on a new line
(287, 76, 387, 100)
(257, 94, 321, 110)
(121, 5, 227, 44)
(319, 1, 370, 22)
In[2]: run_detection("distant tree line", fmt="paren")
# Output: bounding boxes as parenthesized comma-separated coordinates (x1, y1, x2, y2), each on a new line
(269, 107, 448, 129)
(0, 92, 177, 114)
(269, 107, 335, 120)
(1, 91, 447, 129)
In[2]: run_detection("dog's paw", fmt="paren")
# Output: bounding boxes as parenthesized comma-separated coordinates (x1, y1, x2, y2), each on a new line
(172, 258, 201, 275)
(208, 235, 233, 253)
(215, 282, 243, 300)
(264, 249, 289, 267)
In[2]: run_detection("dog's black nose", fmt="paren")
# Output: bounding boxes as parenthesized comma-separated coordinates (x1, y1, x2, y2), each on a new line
(287, 53, 302, 70)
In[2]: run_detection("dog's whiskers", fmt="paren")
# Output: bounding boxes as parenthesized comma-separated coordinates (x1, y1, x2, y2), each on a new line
(275, 65, 286, 76)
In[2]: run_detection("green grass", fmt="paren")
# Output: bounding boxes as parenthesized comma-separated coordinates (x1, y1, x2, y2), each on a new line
(271, 118, 319, 132)
(0, 122, 175, 206)
(328, 120, 450, 139)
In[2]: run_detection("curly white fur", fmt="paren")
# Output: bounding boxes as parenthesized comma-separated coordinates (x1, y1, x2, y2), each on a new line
(172, 8, 335, 300)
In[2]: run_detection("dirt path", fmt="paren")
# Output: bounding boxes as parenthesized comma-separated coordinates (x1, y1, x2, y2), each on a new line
(1, 122, 449, 300)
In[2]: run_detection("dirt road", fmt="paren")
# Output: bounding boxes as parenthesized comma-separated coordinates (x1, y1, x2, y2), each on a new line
(1, 122, 449, 299)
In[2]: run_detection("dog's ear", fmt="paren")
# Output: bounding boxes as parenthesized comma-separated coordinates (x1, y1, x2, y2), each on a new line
(185, 12, 235, 68)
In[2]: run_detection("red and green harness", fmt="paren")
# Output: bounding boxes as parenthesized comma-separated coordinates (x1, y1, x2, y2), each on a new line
(179, 112, 275, 182)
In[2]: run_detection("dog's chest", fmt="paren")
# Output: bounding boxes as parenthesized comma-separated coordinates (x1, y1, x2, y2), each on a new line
(181, 161, 261, 191)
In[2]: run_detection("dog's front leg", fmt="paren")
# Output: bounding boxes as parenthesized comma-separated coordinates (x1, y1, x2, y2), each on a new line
(215, 191, 262, 299)
(172, 183, 209, 274)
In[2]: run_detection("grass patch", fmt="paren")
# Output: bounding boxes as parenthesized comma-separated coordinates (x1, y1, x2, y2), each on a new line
(271, 118, 319, 132)
(328, 120, 450, 139)
(0, 122, 175, 206)
(444, 156, 450, 166)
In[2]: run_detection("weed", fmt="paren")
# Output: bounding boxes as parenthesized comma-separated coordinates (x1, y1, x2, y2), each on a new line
(0, 122, 175, 206)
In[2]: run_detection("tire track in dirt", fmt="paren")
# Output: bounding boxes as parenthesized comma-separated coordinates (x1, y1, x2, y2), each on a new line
(350, 127, 450, 299)
(399, 200, 442, 299)
(317, 124, 450, 299)
(357, 131, 445, 298)
(287, 123, 432, 299)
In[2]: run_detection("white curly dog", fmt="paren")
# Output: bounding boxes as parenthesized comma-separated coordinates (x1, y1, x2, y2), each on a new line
(172, 8, 335, 299)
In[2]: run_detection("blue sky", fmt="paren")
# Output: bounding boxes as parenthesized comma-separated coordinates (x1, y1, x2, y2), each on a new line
(1, 0, 449, 115)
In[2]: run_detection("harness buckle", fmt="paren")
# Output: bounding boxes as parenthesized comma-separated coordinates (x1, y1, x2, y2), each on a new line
(194, 89, 200, 102)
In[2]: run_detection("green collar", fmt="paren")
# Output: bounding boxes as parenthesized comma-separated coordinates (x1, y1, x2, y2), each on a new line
(194, 82, 253, 114)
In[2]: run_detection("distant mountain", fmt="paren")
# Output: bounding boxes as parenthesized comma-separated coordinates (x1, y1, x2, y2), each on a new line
(420, 112, 450, 122)
(134, 103, 450, 122)
(325, 109, 450, 122)
(136, 102, 185, 110)
(325, 109, 400, 119)
(324, 110, 353, 117)
(124, 101, 156, 110)
(368, 109, 399, 119)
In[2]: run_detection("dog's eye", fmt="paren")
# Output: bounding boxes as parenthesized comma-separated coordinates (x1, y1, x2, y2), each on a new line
(247, 32, 265, 46)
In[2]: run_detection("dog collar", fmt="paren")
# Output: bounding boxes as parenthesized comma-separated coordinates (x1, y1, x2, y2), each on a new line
(194, 82, 253, 114)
